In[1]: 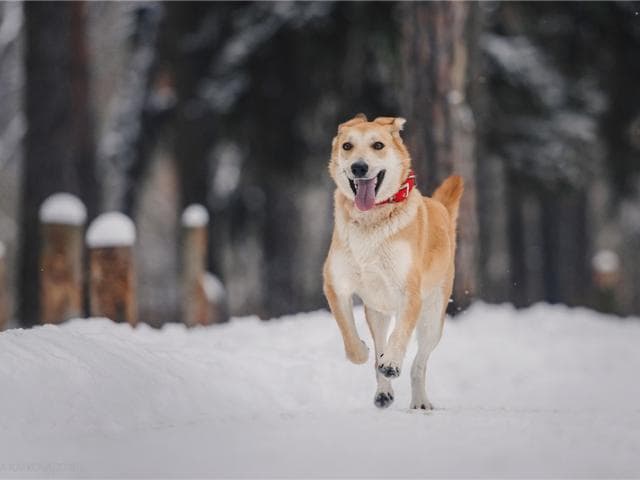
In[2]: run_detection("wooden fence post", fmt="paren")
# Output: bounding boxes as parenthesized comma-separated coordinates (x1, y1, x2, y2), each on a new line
(86, 212, 137, 326)
(0, 241, 7, 330)
(202, 271, 229, 324)
(181, 204, 210, 326)
(592, 249, 620, 314)
(39, 193, 86, 324)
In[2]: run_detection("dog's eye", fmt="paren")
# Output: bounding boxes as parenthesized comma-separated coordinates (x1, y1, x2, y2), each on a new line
(372, 142, 385, 150)
(342, 142, 353, 151)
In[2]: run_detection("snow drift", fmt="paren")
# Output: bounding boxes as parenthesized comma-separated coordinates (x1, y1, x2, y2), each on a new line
(0, 302, 638, 478)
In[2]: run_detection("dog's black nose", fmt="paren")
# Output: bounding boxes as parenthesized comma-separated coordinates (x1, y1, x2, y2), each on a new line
(351, 161, 369, 178)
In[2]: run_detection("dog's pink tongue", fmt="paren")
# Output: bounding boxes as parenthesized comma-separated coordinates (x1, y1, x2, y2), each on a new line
(354, 178, 377, 211)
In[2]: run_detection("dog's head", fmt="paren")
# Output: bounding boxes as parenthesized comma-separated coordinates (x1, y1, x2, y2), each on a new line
(329, 114, 411, 211)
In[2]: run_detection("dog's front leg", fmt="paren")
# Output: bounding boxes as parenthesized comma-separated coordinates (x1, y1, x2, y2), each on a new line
(324, 282, 369, 364)
(377, 279, 422, 378)
(365, 307, 394, 408)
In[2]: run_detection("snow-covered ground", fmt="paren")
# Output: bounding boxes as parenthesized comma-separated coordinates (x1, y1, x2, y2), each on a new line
(1, 303, 639, 478)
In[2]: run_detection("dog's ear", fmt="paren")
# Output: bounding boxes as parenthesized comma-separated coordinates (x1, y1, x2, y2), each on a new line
(374, 117, 406, 132)
(338, 113, 368, 132)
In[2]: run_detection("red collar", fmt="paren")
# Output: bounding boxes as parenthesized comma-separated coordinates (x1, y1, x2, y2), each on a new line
(377, 170, 416, 206)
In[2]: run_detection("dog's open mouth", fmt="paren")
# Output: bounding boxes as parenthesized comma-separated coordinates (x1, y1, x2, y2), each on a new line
(349, 170, 385, 211)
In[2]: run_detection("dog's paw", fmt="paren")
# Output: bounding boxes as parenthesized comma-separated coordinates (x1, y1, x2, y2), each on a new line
(410, 400, 433, 411)
(377, 355, 401, 378)
(345, 339, 369, 364)
(374, 390, 394, 409)
(377, 348, 403, 378)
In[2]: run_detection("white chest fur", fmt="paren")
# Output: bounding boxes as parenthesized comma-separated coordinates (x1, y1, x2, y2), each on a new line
(330, 200, 418, 314)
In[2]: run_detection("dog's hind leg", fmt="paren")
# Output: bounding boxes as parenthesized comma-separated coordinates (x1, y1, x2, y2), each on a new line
(410, 287, 446, 410)
(365, 306, 394, 408)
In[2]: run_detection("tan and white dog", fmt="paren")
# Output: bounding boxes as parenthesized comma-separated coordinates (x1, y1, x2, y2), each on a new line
(323, 114, 463, 410)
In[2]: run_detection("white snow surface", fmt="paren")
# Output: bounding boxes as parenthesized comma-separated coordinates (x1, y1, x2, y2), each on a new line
(1, 302, 639, 478)
(181, 204, 209, 228)
(86, 211, 136, 248)
(38, 193, 87, 226)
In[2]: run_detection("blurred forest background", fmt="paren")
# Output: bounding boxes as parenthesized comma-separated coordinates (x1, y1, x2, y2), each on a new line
(0, 1, 639, 328)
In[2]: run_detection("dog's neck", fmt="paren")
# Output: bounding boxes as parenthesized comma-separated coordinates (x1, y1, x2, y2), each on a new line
(336, 187, 421, 230)
(376, 170, 416, 206)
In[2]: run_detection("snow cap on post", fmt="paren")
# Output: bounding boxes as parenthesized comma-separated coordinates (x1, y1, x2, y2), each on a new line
(592, 249, 620, 274)
(86, 212, 136, 249)
(39, 193, 87, 226)
(201, 271, 225, 304)
(181, 204, 209, 228)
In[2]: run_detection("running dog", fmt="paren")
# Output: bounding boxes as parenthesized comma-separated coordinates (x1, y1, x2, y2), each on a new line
(323, 114, 463, 410)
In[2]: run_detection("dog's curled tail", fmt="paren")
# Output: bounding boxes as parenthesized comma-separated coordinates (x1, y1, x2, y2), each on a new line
(433, 175, 464, 225)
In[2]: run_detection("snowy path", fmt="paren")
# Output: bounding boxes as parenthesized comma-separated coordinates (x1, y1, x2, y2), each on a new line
(1, 303, 639, 478)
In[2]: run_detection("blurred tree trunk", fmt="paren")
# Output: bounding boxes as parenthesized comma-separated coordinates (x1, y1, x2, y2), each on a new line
(240, 26, 305, 318)
(0, 252, 7, 330)
(69, 3, 99, 221)
(467, 3, 511, 305)
(19, 2, 96, 326)
(159, 3, 220, 211)
(98, 3, 166, 216)
(540, 193, 560, 304)
(541, 189, 590, 306)
(156, 3, 228, 320)
(598, 3, 640, 315)
(505, 174, 526, 307)
(400, 1, 478, 313)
